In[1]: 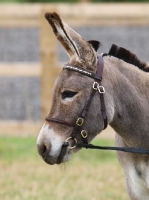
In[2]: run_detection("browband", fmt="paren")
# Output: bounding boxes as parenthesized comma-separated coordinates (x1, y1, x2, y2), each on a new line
(63, 64, 102, 81)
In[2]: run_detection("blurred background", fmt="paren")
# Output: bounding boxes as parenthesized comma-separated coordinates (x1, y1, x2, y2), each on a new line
(0, 1, 149, 200)
(0, 1, 149, 135)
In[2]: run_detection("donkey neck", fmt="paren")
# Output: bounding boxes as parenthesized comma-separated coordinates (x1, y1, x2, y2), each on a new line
(104, 56, 149, 148)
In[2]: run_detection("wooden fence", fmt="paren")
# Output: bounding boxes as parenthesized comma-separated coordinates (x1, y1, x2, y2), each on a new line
(0, 3, 149, 135)
(1, 3, 149, 27)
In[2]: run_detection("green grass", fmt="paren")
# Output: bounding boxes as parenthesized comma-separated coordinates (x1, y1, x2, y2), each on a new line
(0, 136, 38, 163)
(0, 135, 116, 164)
(74, 138, 117, 165)
(0, 135, 128, 200)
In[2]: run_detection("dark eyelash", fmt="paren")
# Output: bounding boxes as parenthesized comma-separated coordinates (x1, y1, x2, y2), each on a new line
(62, 91, 78, 100)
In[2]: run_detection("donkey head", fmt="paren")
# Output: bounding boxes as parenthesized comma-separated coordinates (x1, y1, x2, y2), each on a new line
(37, 12, 111, 165)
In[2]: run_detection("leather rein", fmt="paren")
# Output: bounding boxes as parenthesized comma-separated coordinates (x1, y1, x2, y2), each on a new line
(45, 55, 149, 163)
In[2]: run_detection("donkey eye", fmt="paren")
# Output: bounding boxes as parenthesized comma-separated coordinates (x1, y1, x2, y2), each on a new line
(62, 91, 78, 99)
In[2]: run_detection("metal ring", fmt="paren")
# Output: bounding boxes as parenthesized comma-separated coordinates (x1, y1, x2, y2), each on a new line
(65, 137, 77, 149)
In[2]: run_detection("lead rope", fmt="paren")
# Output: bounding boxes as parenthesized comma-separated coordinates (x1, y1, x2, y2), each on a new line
(58, 141, 149, 155)
(76, 143, 149, 155)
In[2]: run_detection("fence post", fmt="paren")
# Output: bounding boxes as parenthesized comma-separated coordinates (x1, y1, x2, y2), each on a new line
(40, 8, 60, 120)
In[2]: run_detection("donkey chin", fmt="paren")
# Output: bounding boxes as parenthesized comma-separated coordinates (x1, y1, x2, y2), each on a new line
(37, 124, 76, 165)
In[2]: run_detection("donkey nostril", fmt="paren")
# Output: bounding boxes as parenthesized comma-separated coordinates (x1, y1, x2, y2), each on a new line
(37, 143, 50, 157)
(42, 145, 47, 155)
(37, 144, 47, 157)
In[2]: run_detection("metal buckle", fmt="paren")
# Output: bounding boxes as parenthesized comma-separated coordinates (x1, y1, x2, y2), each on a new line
(81, 130, 88, 138)
(98, 86, 105, 93)
(76, 117, 84, 126)
(93, 82, 98, 90)
(66, 137, 77, 149)
(93, 82, 105, 93)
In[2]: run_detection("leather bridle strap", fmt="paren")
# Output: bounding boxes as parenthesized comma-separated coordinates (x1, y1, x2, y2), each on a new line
(70, 87, 97, 144)
(63, 63, 102, 81)
(97, 56, 107, 129)
(45, 55, 107, 147)
(45, 118, 74, 127)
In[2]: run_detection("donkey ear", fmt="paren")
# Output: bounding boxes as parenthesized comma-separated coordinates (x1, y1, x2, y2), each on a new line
(87, 40, 101, 52)
(45, 12, 98, 71)
(45, 12, 80, 58)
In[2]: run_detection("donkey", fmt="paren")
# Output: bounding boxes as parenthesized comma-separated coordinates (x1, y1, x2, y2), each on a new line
(37, 12, 149, 200)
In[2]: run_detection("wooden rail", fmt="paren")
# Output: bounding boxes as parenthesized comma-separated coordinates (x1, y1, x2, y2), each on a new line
(0, 4, 40, 27)
(0, 121, 42, 136)
(0, 63, 41, 77)
(0, 3, 149, 27)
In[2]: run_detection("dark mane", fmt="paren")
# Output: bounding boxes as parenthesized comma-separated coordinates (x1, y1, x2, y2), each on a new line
(108, 44, 149, 72)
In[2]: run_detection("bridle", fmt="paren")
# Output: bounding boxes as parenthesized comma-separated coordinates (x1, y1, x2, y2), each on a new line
(45, 55, 149, 163)
(45, 55, 107, 147)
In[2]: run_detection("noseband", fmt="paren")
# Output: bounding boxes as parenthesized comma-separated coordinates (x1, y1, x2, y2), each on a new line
(45, 55, 107, 148)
